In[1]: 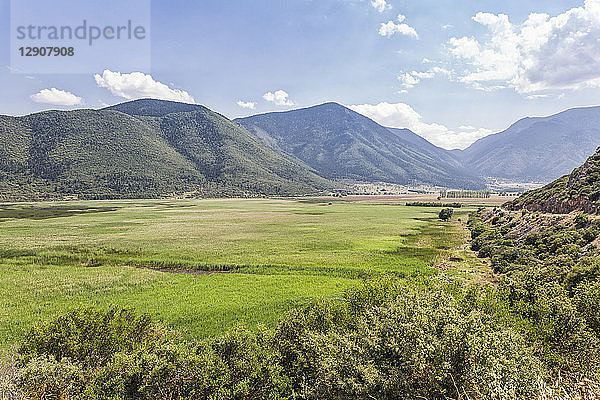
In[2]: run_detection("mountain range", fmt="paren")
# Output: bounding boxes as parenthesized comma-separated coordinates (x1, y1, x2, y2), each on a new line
(1, 99, 600, 200)
(0, 99, 331, 200)
(235, 103, 483, 189)
(456, 106, 600, 182)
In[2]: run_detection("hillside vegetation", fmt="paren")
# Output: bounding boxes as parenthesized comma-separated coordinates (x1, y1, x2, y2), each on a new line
(506, 147, 600, 214)
(0, 99, 331, 200)
(467, 208, 600, 386)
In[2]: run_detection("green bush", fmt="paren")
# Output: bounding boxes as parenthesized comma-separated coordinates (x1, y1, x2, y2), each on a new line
(575, 280, 600, 336)
(439, 208, 454, 221)
(19, 308, 156, 369)
(303, 285, 541, 399)
(87, 328, 289, 400)
(17, 355, 86, 399)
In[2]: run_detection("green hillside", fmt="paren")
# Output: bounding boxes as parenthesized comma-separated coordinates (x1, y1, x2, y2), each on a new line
(0, 100, 332, 201)
(506, 147, 600, 213)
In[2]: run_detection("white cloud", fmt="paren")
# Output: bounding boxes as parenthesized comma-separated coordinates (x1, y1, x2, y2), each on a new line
(378, 14, 418, 38)
(236, 100, 256, 109)
(526, 94, 550, 99)
(348, 102, 493, 149)
(397, 72, 420, 88)
(448, 0, 600, 93)
(429, 66, 451, 76)
(371, 0, 391, 13)
(30, 88, 82, 106)
(397, 67, 450, 89)
(411, 71, 435, 79)
(442, 24, 453, 30)
(94, 70, 195, 103)
(448, 37, 480, 58)
(263, 90, 295, 106)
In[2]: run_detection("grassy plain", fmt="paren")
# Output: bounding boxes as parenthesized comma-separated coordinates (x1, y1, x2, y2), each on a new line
(0, 198, 472, 348)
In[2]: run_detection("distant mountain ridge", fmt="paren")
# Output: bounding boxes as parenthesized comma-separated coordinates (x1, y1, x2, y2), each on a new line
(3, 99, 600, 201)
(0, 99, 332, 200)
(104, 99, 205, 117)
(236, 103, 484, 189)
(456, 106, 600, 182)
(237, 103, 600, 188)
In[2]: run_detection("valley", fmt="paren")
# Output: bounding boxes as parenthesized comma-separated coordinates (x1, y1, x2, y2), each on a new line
(2, 101, 600, 399)
(5, 0, 600, 396)
(0, 198, 477, 348)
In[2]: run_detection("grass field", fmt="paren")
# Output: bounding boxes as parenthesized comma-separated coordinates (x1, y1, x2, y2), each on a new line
(0, 198, 472, 348)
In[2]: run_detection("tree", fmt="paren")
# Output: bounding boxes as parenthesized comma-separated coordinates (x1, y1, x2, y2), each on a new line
(439, 208, 453, 221)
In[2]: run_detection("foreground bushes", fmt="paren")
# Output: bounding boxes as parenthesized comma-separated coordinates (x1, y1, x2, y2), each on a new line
(295, 285, 539, 399)
(16, 276, 543, 400)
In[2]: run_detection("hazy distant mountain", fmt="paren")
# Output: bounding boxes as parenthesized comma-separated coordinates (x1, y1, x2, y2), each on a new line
(236, 103, 484, 189)
(0, 99, 331, 200)
(506, 147, 600, 214)
(387, 127, 464, 170)
(458, 106, 600, 182)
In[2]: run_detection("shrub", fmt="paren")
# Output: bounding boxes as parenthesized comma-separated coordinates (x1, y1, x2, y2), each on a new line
(467, 209, 600, 379)
(575, 280, 600, 336)
(575, 213, 589, 229)
(19, 308, 156, 369)
(87, 336, 248, 400)
(439, 208, 454, 221)
(301, 282, 541, 399)
(17, 355, 85, 399)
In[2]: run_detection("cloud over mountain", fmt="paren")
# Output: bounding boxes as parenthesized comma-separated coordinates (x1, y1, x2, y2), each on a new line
(236, 100, 256, 109)
(349, 102, 492, 149)
(263, 90, 295, 106)
(30, 88, 82, 106)
(94, 70, 195, 103)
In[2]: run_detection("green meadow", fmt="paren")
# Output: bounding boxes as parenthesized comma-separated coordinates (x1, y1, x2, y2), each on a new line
(0, 198, 471, 348)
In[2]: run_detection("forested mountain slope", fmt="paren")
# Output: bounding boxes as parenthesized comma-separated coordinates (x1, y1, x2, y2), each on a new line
(0, 99, 332, 200)
(506, 147, 600, 214)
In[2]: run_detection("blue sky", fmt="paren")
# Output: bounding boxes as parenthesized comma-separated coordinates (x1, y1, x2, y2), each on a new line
(1, 0, 599, 149)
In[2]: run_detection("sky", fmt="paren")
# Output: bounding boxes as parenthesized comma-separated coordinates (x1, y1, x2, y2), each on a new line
(1, 0, 599, 149)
